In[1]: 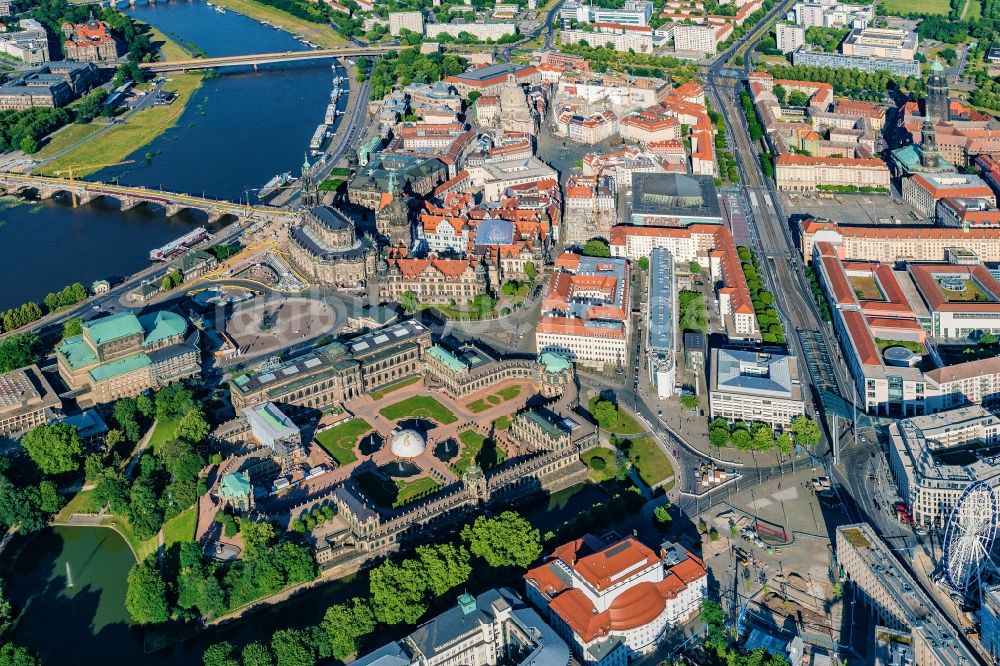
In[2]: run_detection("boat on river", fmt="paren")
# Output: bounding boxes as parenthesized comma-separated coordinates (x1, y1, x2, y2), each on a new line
(259, 171, 293, 199)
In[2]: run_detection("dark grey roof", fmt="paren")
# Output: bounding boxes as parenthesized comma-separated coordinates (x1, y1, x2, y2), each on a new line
(684, 331, 705, 352)
(308, 206, 352, 231)
(452, 62, 522, 82)
(289, 226, 373, 262)
(631, 173, 722, 220)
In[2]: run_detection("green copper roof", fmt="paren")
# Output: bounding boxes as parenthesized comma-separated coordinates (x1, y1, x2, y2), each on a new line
(139, 310, 187, 347)
(931, 59, 944, 72)
(58, 334, 98, 369)
(83, 312, 144, 346)
(539, 351, 571, 373)
(428, 345, 468, 372)
(219, 472, 252, 498)
(88, 353, 151, 382)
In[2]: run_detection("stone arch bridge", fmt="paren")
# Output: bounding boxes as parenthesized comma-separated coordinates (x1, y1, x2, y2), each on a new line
(0, 172, 297, 223)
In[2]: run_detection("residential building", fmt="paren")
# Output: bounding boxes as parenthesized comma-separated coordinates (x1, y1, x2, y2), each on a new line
(775, 23, 805, 53)
(0, 365, 60, 439)
(800, 218, 1000, 264)
(0, 0, 11, 17)
(561, 24, 661, 53)
(888, 406, 1000, 528)
(536, 252, 631, 369)
(672, 23, 727, 55)
(229, 320, 432, 411)
(56, 311, 200, 405)
(836, 523, 980, 666)
(525, 536, 707, 664)
(425, 22, 517, 41)
(710, 348, 805, 428)
(353, 588, 570, 666)
(388, 11, 423, 35)
(648, 248, 676, 398)
(62, 19, 121, 62)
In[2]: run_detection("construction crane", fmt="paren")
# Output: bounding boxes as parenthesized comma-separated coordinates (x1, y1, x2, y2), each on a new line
(54, 160, 135, 208)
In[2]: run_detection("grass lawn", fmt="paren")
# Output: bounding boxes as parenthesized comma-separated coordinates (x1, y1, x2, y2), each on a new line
(467, 385, 522, 413)
(162, 506, 197, 549)
(35, 123, 103, 159)
(937, 278, 993, 303)
(582, 448, 617, 483)
(315, 418, 372, 466)
(452, 430, 486, 475)
(467, 398, 490, 413)
(40, 72, 204, 178)
(493, 415, 510, 431)
(56, 488, 103, 520)
(380, 395, 457, 424)
(394, 477, 441, 507)
(878, 0, 949, 12)
(104, 514, 158, 561)
(370, 376, 419, 401)
(965, 0, 982, 19)
(145, 25, 195, 61)
(356, 471, 441, 508)
(589, 396, 645, 435)
(212, 0, 347, 48)
(147, 415, 182, 453)
(848, 275, 884, 301)
(622, 437, 673, 487)
(497, 385, 521, 401)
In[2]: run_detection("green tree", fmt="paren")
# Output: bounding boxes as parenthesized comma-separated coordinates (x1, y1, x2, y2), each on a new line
(752, 426, 774, 451)
(369, 558, 428, 625)
(322, 599, 375, 661)
(590, 399, 619, 429)
(176, 408, 210, 443)
(462, 511, 541, 568)
(239, 518, 277, 558)
(94, 468, 130, 515)
(709, 427, 730, 448)
(776, 432, 793, 456)
(203, 642, 239, 666)
(0, 642, 43, 666)
(791, 416, 821, 447)
(524, 261, 537, 282)
(0, 332, 40, 372)
(415, 543, 472, 596)
(270, 629, 317, 666)
(731, 429, 752, 451)
(581, 238, 611, 257)
(637, 256, 649, 271)
(399, 290, 418, 313)
(21, 422, 83, 475)
(62, 318, 83, 339)
(136, 393, 155, 418)
(788, 90, 810, 106)
(155, 383, 195, 420)
(0, 475, 46, 533)
(34, 480, 62, 514)
(680, 394, 699, 410)
(241, 643, 274, 666)
(160, 276, 173, 291)
(125, 560, 169, 624)
(653, 504, 672, 526)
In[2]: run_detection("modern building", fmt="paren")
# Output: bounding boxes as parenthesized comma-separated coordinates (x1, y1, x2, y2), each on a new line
(789, 0, 873, 28)
(243, 402, 304, 470)
(792, 47, 920, 77)
(887, 406, 1000, 528)
(841, 27, 917, 59)
(630, 173, 722, 226)
(647, 248, 676, 398)
(287, 205, 377, 288)
(902, 172, 994, 216)
(56, 311, 200, 405)
(836, 523, 980, 666)
(62, 19, 121, 62)
(536, 252, 631, 370)
(775, 23, 805, 53)
(229, 320, 432, 412)
(525, 536, 707, 665)
(576, 0, 654, 25)
(0, 365, 60, 439)
(388, 10, 424, 36)
(981, 584, 1000, 663)
(709, 348, 805, 428)
(906, 262, 1000, 339)
(0, 18, 50, 65)
(353, 588, 570, 666)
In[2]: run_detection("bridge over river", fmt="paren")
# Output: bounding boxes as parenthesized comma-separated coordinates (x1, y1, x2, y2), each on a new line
(0, 173, 297, 223)
(130, 46, 402, 73)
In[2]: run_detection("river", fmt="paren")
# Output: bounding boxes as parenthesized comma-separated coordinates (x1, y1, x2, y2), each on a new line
(0, 0, 343, 310)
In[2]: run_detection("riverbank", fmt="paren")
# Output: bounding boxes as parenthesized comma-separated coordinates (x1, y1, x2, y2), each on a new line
(211, 0, 347, 48)
(38, 72, 204, 178)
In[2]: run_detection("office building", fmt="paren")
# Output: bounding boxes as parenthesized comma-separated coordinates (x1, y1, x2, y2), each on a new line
(836, 523, 980, 666)
(525, 536, 707, 664)
(353, 588, 570, 666)
(0, 18, 49, 65)
(0, 365, 60, 439)
(888, 406, 1000, 528)
(56, 311, 200, 405)
(388, 11, 424, 35)
(789, 0, 873, 28)
(0, 61, 99, 110)
(902, 172, 994, 216)
(841, 27, 917, 60)
(62, 19, 121, 62)
(792, 47, 920, 77)
(981, 584, 1000, 663)
(776, 23, 805, 53)
(536, 252, 631, 370)
(710, 348, 805, 428)
(647, 248, 676, 398)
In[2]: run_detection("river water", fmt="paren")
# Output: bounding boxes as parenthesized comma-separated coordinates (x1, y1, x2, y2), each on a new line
(0, 0, 341, 310)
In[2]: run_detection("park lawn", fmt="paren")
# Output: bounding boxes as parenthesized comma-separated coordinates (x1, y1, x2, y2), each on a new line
(493, 415, 510, 431)
(582, 448, 617, 483)
(624, 437, 673, 487)
(145, 24, 195, 61)
(148, 414, 182, 453)
(56, 488, 103, 520)
(589, 396, 645, 435)
(104, 514, 158, 561)
(878, 0, 949, 12)
(370, 376, 419, 401)
(315, 418, 372, 466)
(40, 72, 204, 178)
(162, 506, 197, 549)
(966, 0, 982, 19)
(212, 0, 347, 48)
(467, 398, 490, 413)
(467, 386, 522, 413)
(393, 477, 441, 508)
(35, 123, 103, 159)
(497, 385, 521, 401)
(380, 395, 457, 424)
(451, 430, 486, 475)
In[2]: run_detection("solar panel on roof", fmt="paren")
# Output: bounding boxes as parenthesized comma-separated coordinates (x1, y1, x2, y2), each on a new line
(304, 358, 321, 368)
(604, 542, 631, 558)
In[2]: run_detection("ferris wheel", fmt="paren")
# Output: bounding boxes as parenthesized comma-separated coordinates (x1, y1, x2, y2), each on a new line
(942, 481, 998, 591)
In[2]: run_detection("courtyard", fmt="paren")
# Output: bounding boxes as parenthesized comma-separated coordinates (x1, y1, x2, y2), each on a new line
(847, 274, 885, 302)
(935, 276, 994, 303)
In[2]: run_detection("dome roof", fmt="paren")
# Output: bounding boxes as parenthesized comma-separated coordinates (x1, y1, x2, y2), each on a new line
(474, 218, 515, 246)
(390, 429, 425, 458)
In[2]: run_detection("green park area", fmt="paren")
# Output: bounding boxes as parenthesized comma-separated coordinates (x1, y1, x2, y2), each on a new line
(40, 72, 204, 178)
(493, 415, 511, 431)
(369, 376, 420, 401)
(34, 123, 103, 159)
(582, 448, 618, 483)
(937, 277, 993, 303)
(162, 505, 197, 548)
(147, 414, 182, 452)
(451, 430, 506, 475)
(878, 0, 949, 13)
(379, 395, 457, 424)
(315, 418, 373, 466)
(356, 471, 441, 509)
(588, 396, 644, 435)
(619, 437, 673, 488)
(466, 385, 522, 413)
(213, 0, 347, 48)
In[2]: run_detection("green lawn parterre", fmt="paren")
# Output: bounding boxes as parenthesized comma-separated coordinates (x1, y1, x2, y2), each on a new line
(622, 437, 674, 487)
(380, 395, 457, 424)
(314, 418, 373, 465)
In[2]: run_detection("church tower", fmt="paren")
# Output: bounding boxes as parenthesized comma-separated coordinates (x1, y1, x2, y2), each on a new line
(300, 153, 319, 208)
(920, 117, 941, 169)
(926, 59, 949, 122)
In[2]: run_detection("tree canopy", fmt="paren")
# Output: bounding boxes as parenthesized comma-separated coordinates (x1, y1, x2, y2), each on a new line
(462, 511, 541, 568)
(21, 423, 83, 475)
